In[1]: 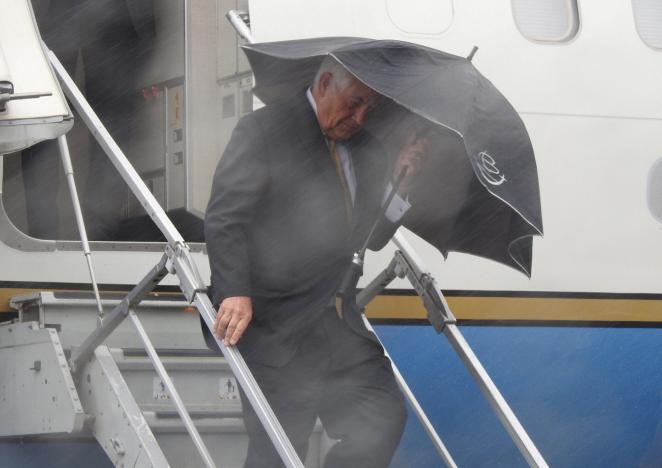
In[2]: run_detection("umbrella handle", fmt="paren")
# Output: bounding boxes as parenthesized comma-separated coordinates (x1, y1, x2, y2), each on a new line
(335, 253, 364, 317)
(335, 166, 408, 315)
(359, 165, 408, 257)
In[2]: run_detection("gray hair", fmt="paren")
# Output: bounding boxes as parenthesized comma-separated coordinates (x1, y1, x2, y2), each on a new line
(313, 56, 354, 91)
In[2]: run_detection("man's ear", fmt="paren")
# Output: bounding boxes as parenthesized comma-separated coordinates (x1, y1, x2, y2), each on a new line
(317, 72, 333, 96)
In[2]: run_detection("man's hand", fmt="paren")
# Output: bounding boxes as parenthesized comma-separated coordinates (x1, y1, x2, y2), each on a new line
(213, 296, 252, 346)
(394, 133, 431, 196)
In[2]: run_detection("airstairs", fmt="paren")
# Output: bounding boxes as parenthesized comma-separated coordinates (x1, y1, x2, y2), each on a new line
(3, 292, 329, 467)
(0, 5, 549, 467)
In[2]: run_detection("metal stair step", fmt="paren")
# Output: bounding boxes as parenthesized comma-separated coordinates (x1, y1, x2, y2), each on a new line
(112, 350, 329, 468)
(111, 349, 242, 414)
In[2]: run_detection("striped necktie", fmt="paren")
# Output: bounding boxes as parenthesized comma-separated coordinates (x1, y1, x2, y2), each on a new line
(328, 140, 353, 225)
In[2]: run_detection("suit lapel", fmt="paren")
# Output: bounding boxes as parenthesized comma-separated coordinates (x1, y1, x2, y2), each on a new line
(348, 133, 376, 230)
(288, 94, 327, 159)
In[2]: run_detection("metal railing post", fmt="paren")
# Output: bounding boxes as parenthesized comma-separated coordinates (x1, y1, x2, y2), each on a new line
(361, 315, 458, 468)
(68, 254, 169, 373)
(391, 231, 549, 468)
(128, 308, 216, 468)
(194, 292, 304, 468)
(57, 134, 105, 321)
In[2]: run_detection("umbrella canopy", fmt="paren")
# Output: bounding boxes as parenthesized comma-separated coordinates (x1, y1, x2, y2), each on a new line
(242, 37, 543, 276)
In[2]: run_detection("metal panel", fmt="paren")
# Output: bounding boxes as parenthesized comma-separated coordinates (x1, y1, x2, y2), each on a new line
(11, 292, 209, 351)
(165, 84, 186, 211)
(187, 0, 224, 217)
(128, 87, 167, 217)
(0, 321, 85, 436)
(79, 345, 170, 467)
(216, 0, 252, 81)
(134, 1, 185, 90)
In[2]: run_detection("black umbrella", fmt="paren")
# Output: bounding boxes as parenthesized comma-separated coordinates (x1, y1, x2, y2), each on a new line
(242, 37, 543, 276)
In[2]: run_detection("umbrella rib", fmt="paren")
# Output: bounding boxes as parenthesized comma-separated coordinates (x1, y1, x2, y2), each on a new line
(508, 233, 537, 278)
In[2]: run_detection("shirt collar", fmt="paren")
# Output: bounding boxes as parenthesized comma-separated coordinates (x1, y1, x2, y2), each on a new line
(306, 87, 318, 117)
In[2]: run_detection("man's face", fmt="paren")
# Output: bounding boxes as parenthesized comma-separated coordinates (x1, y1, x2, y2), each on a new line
(314, 72, 380, 141)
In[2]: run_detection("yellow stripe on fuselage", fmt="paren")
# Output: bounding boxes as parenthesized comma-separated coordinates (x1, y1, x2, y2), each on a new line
(365, 295, 662, 322)
(2, 288, 662, 323)
(0, 288, 38, 314)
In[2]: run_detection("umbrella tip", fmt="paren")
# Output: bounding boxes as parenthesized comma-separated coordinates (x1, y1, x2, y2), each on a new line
(467, 46, 479, 62)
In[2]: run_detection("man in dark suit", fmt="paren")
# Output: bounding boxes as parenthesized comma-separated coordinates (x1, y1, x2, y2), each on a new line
(204, 57, 428, 468)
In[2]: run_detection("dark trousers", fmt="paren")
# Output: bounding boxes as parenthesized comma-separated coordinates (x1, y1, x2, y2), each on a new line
(239, 308, 407, 468)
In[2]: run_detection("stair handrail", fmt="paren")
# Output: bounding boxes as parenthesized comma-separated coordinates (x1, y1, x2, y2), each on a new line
(48, 48, 304, 468)
(357, 232, 550, 468)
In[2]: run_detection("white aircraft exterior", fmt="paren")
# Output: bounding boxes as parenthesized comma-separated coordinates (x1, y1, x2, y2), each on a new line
(1, 0, 660, 321)
(245, 0, 662, 296)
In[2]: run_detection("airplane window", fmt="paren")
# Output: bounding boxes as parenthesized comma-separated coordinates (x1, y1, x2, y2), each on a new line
(647, 157, 662, 223)
(632, 0, 662, 50)
(511, 0, 580, 43)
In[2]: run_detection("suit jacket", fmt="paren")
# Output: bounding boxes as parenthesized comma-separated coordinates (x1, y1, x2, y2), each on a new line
(204, 92, 397, 366)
